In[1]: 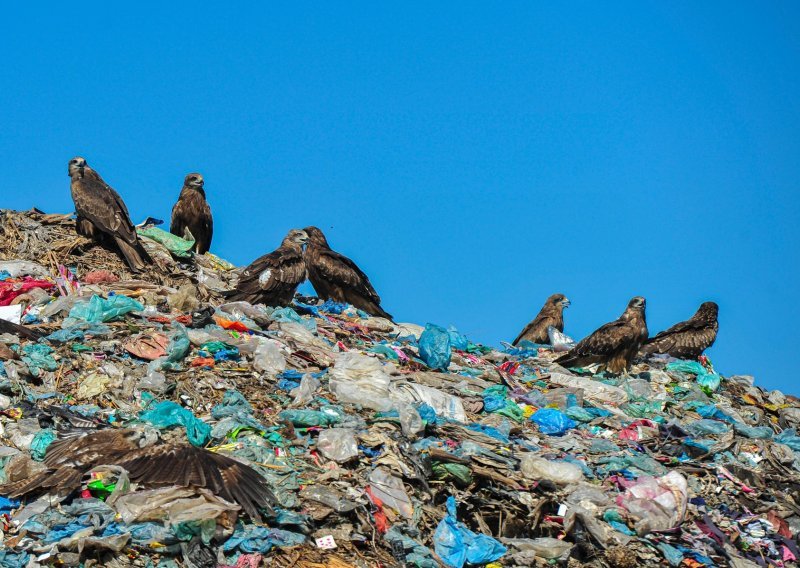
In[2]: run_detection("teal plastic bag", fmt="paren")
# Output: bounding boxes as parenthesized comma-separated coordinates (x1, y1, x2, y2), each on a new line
(433, 496, 506, 568)
(69, 294, 143, 323)
(419, 323, 451, 371)
(140, 401, 211, 446)
(279, 408, 342, 427)
(21, 344, 58, 377)
(149, 324, 191, 372)
(30, 429, 57, 461)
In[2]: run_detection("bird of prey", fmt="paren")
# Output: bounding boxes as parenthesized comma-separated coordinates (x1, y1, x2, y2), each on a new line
(68, 157, 152, 272)
(639, 301, 718, 360)
(556, 296, 648, 374)
(0, 429, 275, 520)
(512, 293, 570, 345)
(170, 173, 213, 255)
(225, 229, 308, 307)
(303, 226, 393, 320)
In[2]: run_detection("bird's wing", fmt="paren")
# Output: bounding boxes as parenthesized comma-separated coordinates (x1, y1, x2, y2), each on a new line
(313, 249, 382, 304)
(118, 445, 275, 519)
(72, 176, 139, 245)
(512, 315, 547, 345)
(170, 197, 187, 238)
(242, 249, 306, 293)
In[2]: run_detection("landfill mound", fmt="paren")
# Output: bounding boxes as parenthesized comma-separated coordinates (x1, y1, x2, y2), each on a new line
(0, 208, 799, 568)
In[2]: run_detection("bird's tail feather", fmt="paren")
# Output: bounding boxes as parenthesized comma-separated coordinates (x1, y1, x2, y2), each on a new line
(114, 237, 152, 272)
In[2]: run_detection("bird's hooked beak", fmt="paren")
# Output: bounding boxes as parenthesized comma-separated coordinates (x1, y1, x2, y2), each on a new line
(561, 298, 571, 308)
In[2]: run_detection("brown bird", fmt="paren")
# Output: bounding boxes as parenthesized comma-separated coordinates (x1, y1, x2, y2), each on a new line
(639, 301, 718, 360)
(225, 229, 308, 307)
(556, 296, 648, 374)
(512, 294, 570, 345)
(68, 157, 152, 272)
(0, 429, 275, 520)
(170, 173, 213, 255)
(303, 226, 393, 320)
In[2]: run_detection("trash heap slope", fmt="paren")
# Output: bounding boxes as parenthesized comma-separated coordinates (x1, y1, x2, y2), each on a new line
(0, 208, 798, 568)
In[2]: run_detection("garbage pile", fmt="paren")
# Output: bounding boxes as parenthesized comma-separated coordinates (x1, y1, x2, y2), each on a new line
(1, 208, 799, 568)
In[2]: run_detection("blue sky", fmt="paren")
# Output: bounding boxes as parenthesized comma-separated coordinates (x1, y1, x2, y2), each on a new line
(1, 3, 798, 391)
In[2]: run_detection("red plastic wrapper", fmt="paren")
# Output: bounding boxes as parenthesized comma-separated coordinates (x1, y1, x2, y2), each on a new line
(0, 278, 54, 306)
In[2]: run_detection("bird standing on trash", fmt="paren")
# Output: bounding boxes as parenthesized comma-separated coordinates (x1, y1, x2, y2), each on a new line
(68, 157, 152, 272)
(303, 226, 394, 320)
(170, 173, 213, 255)
(639, 301, 718, 360)
(0, 428, 275, 520)
(556, 296, 648, 374)
(512, 293, 570, 345)
(225, 229, 308, 307)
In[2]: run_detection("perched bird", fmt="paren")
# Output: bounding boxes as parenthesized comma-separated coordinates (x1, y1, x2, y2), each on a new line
(170, 173, 213, 255)
(226, 229, 308, 307)
(556, 296, 648, 374)
(0, 429, 275, 520)
(303, 226, 393, 320)
(639, 301, 718, 360)
(512, 294, 570, 345)
(68, 157, 152, 272)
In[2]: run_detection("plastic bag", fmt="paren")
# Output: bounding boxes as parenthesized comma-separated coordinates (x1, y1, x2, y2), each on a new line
(289, 374, 320, 405)
(616, 471, 688, 535)
(530, 408, 576, 436)
(140, 401, 211, 446)
(149, 324, 191, 372)
(418, 323, 451, 371)
(301, 485, 359, 513)
(279, 407, 343, 427)
(68, 294, 143, 323)
(329, 352, 394, 412)
(733, 422, 773, 439)
(369, 467, 414, 519)
(547, 372, 629, 405)
(433, 496, 506, 568)
(21, 344, 57, 377)
(391, 382, 467, 422)
(76, 372, 110, 399)
(30, 428, 56, 461)
(548, 326, 576, 352)
(137, 226, 195, 258)
(447, 326, 469, 351)
(685, 419, 729, 437)
(501, 537, 572, 560)
(316, 428, 359, 463)
(520, 455, 583, 485)
(253, 340, 287, 375)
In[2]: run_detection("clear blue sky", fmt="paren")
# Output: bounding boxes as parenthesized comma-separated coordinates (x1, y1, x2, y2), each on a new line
(1, 3, 798, 392)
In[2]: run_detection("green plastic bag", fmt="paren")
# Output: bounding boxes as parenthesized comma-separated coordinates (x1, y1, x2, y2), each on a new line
(137, 226, 195, 258)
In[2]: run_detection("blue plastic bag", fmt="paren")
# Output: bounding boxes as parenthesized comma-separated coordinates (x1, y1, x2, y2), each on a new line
(222, 525, 306, 553)
(530, 408, 576, 436)
(419, 323, 451, 371)
(433, 496, 506, 568)
(447, 326, 469, 351)
(68, 294, 143, 323)
(140, 401, 211, 446)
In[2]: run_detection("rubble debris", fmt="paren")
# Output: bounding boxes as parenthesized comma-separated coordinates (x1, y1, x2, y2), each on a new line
(0, 208, 799, 567)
